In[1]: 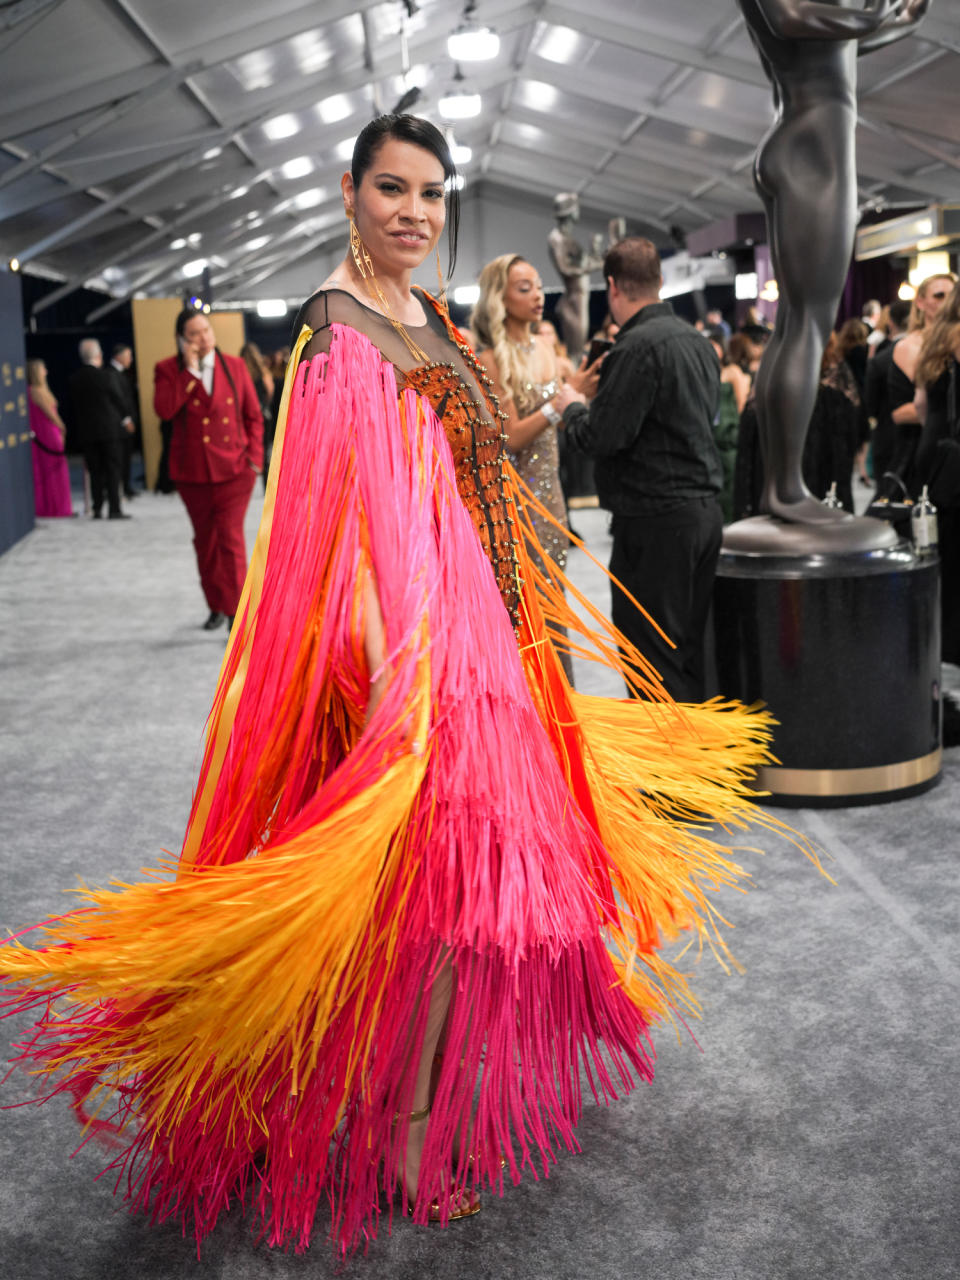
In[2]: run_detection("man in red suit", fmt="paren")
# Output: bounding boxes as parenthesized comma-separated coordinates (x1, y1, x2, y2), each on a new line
(154, 309, 264, 630)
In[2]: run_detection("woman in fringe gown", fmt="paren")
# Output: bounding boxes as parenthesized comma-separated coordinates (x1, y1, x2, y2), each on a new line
(1, 115, 804, 1257)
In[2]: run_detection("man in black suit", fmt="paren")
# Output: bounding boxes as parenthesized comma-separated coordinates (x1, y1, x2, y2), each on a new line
(69, 338, 133, 519)
(863, 298, 911, 491)
(108, 343, 139, 499)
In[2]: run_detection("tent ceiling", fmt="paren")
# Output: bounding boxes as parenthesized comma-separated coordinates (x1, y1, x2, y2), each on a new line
(2, 0, 959, 314)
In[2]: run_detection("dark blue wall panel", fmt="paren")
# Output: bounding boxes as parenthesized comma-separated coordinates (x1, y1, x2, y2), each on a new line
(0, 270, 33, 556)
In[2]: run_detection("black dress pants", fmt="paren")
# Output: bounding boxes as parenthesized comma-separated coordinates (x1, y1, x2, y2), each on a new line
(121, 429, 136, 496)
(609, 497, 723, 702)
(84, 435, 123, 517)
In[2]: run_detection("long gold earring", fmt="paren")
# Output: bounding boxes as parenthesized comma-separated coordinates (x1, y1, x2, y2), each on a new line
(349, 216, 371, 281)
(346, 216, 430, 363)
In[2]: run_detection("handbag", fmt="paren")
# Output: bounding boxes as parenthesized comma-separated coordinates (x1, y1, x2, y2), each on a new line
(926, 362, 960, 510)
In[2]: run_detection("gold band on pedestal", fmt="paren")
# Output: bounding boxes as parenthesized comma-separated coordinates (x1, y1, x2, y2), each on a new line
(755, 748, 942, 798)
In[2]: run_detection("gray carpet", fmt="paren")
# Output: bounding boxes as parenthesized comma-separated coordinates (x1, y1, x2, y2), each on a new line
(1, 493, 957, 1280)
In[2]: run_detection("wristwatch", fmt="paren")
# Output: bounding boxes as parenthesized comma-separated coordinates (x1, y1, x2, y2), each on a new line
(541, 399, 562, 427)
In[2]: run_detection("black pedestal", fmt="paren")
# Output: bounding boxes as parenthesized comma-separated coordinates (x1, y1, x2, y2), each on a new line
(711, 542, 941, 806)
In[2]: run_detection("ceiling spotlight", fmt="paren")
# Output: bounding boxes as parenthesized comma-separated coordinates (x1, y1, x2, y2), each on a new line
(440, 63, 481, 121)
(447, 23, 500, 61)
(8, 257, 20, 272)
(280, 156, 314, 180)
(536, 24, 581, 65)
(257, 299, 288, 318)
(264, 114, 300, 141)
(451, 143, 472, 165)
(293, 187, 325, 210)
(439, 88, 481, 120)
(182, 259, 208, 279)
(203, 147, 223, 161)
(316, 93, 352, 125)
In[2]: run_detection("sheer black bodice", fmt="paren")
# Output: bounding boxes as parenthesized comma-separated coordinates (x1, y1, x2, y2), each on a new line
(290, 288, 521, 625)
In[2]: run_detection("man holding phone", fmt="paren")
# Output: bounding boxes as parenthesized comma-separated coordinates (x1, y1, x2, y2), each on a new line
(554, 237, 723, 702)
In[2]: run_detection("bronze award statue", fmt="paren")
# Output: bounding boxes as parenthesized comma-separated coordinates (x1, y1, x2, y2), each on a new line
(548, 193, 623, 361)
(727, 0, 931, 553)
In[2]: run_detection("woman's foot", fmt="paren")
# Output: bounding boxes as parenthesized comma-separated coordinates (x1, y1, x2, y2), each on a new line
(430, 1052, 508, 1176)
(396, 1108, 480, 1222)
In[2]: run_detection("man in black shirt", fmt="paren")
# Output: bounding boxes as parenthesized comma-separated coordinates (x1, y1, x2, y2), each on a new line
(555, 237, 723, 701)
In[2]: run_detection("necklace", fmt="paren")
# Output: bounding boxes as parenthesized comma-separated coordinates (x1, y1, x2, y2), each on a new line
(507, 332, 536, 355)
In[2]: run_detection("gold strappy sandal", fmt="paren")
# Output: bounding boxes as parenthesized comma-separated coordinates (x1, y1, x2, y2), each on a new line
(392, 1105, 481, 1222)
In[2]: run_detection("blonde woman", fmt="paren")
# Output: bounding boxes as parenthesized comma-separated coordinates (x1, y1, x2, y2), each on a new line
(472, 256, 604, 545)
(890, 274, 957, 430)
(27, 359, 74, 516)
(874, 274, 958, 495)
(472, 254, 600, 680)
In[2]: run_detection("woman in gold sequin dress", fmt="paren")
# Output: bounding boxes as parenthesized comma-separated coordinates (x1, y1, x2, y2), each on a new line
(472, 255, 599, 680)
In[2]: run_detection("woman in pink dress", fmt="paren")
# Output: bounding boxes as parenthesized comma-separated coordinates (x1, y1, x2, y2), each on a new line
(28, 359, 74, 517)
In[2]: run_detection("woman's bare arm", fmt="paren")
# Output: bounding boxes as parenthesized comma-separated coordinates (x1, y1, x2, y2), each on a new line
(914, 386, 928, 426)
(31, 387, 66, 432)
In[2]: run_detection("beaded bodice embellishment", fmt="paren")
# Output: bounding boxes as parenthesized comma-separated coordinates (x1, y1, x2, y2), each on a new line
(404, 359, 522, 628)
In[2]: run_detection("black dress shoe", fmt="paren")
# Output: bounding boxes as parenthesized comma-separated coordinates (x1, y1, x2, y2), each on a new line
(203, 611, 226, 630)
